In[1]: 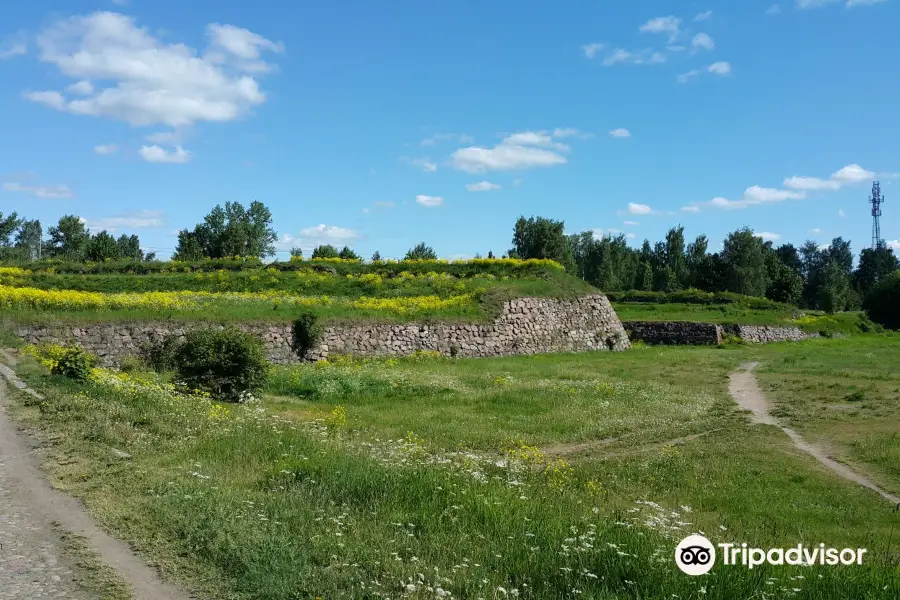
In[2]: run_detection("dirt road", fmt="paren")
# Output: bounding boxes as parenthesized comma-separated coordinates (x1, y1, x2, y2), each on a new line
(729, 361, 900, 506)
(0, 360, 191, 600)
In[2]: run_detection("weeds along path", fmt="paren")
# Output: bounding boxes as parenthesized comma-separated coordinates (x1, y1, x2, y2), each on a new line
(729, 361, 900, 507)
(0, 353, 193, 600)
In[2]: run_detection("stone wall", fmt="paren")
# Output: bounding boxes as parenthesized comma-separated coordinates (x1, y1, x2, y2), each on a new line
(623, 321, 817, 345)
(723, 324, 819, 344)
(623, 321, 722, 345)
(12, 294, 631, 366)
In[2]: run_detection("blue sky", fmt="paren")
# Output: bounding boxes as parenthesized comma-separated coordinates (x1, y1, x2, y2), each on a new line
(1, 0, 898, 260)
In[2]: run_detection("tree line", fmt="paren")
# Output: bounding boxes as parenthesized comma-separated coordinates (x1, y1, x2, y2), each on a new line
(507, 216, 898, 313)
(4, 203, 897, 312)
(0, 212, 151, 262)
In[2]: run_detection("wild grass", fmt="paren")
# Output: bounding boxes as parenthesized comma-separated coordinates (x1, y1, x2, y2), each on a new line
(7, 339, 900, 599)
(754, 334, 900, 495)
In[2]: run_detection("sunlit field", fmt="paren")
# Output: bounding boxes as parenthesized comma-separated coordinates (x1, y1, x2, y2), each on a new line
(9, 336, 899, 599)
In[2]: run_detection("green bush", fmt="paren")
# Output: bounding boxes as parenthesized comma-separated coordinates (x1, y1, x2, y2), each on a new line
(606, 288, 790, 310)
(118, 355, 147, 373)
(52, 346, 95, 382)
(863, 270, 900, 330)
(173, 328, 269, 401)
(147, 337, 183, 373)
(292, 311, 322, 357)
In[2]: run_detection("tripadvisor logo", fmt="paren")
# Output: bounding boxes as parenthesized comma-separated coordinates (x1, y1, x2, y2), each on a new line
(675, 535, 868, 575)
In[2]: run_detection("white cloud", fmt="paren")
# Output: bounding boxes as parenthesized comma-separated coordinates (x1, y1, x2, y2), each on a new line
(581, 43, 606, 58)
(552, 127, 592, 139)
(708, 61, 732, 76)
(838, 208, 846, 217)
(831, 163, 874, 183)
(783, 164, 876, 195)
(2, 181, 74, 199)
(609, 128, 631, 138)
(755, 232, 782, 241)
(415, 194, 444, 207)
(449, 129, 575, 173)
(692, 33, 715, 51)
(66, 80, 94, 95)
(687, 186, 806, 212)
(466, 181, 501, 192)
(695, 10, 713, 21)
(810, 228, 821, 233)
(299, 224, 359, 242)
(796, 0, 841, 8)
(25, 12, 282, 128)
(887, 240, 900, 251)
(624, 220, 639, 226)
(744, 186, 806, 203)
(401, 156, 438, 172)
(146, 130, 183, 144)
(677, 69, 701, 84)
(138, 144, 192, 164)
(420, 132, 473, 146)
(502, 131, 569, 150)
(766, 4, 783, 14)
(275, 225, 360, 253)
(626, 233, 636, 239)
(797, 0, 885, 8)
(94, 144, 118, 155)
(783, 176, 841, 191)
(206, 23, 284, 70)
(627, 203, 654, 215)
(83, 210, 164, 232)
(601, 48, 666, 67)
(0, 34, 27, 59)
(640, 16, 682, 42)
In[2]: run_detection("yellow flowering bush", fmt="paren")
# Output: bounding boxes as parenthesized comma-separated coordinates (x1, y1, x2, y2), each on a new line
(0, 285, 474, 316)
(0, 286, 195, 311)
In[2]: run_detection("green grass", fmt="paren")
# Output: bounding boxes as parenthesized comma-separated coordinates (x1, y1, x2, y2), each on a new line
(0, 301, 485, 325)
(612, 302, 801, 325)
(5, 270, 594, 298)
(754, 335, 900, 495)
(7, 338, 900, 599)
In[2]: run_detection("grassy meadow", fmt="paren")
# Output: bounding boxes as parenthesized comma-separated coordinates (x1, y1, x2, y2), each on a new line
(6, 337, 900, 599)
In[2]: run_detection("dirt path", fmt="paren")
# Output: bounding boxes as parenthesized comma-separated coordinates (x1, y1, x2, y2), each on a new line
(542, 429, 723, 460)
(0, 358, 192, 600)
(729, 362, 900, 506)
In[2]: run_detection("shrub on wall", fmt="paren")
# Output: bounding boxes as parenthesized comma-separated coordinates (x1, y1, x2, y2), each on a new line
(173, 328, 269, 401)
(292, 311, 322, 357)
(147, 336, 184, 373)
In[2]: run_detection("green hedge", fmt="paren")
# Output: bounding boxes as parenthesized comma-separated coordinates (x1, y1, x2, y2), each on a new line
(606, 288, 791, 311)
(4, 258, 565, 279)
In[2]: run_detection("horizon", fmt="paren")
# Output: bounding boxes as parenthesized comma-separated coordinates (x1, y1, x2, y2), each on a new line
(1, 1, 898, 260)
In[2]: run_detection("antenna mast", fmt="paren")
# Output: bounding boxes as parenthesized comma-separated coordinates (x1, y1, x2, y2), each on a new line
(870, 181, 884, 248)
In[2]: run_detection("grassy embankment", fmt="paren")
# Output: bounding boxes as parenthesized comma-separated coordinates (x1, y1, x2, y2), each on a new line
(0, 261, 856, 331)
(6, 336, 899, 599)
(0, 260, 596, 324)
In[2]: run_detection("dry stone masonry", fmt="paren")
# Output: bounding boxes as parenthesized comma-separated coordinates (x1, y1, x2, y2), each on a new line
(624, 321, 818, 345)
(724, 325, 819, 344)
(13, 294, 631, 366)
(623, 321, 723, 345)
